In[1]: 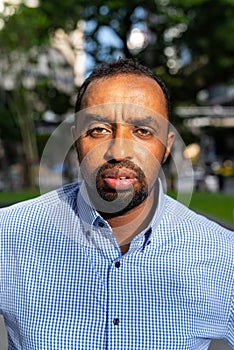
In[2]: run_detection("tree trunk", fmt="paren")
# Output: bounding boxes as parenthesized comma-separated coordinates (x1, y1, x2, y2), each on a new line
(8, 91, 39, 188)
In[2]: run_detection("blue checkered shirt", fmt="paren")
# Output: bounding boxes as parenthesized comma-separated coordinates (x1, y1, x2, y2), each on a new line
(0, 181, 234, 349)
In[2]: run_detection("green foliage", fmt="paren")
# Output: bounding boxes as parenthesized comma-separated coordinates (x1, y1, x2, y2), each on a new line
(0, 0, 233, 187)
(1, 0, 233, 94)
(180, 0, 234, 86)
(0, 6, 49, 50)
(0, 1, 84, 49)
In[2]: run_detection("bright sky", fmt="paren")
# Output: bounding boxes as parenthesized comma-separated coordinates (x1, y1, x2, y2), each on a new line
(0, 0, 39, 13)
(0, 0, 20, 12)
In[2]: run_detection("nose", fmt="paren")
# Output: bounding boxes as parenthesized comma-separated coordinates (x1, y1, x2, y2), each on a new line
(104, 125, 132, 162)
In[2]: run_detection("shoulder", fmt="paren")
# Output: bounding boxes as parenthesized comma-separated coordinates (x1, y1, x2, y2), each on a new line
(160, 195, 234, 297)
(161, 194, 234, 258)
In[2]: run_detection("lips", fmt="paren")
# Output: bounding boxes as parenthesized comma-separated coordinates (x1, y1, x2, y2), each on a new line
(102, 168, 137, 191)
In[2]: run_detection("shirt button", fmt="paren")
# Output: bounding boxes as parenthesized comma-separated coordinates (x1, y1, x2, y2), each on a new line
(98, 221, 105, 227)
(115, 261, 120, 268)
(113, 318, 120, 325)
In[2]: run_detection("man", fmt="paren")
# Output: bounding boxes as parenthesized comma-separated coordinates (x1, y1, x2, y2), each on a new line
(0, 58, 233, 349)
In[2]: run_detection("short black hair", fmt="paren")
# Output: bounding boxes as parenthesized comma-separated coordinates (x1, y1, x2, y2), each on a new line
(75, 58, 171, 118)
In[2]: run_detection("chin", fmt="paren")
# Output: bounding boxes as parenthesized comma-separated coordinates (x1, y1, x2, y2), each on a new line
(96, 186, 149, 213)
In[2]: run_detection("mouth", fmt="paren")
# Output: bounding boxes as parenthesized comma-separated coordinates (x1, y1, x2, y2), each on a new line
(101, 168, 137, 191)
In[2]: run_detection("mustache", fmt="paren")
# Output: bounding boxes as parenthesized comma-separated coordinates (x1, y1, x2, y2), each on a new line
(96, 159, 146, 179)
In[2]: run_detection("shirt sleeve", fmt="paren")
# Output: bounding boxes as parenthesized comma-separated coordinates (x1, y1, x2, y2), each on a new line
(0, 210, 7, 315)
(227, 280, 234, 348)
(0, 213, 3, 314)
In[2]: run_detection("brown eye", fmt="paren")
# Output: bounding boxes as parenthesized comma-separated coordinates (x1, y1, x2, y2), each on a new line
(135, 128, 152, 138)
(89, 127, 111, 137)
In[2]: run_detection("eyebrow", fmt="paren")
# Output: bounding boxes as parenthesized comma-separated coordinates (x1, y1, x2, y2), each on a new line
(80, 113, 161, 129)
(82, 114, 112, 124)
(127, 115, 160, 129)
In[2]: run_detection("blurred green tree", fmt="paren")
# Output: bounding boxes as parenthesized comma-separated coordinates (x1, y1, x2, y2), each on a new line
(0, 0, 233, 187)
(1, 0, 233, 96)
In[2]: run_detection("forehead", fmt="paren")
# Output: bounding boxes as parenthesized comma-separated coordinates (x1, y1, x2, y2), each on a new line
(80, 73, 168, 119)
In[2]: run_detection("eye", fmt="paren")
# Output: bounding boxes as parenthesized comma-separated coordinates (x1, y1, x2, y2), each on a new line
(134, 128, 153, 138)
(88, 127, 111, 138)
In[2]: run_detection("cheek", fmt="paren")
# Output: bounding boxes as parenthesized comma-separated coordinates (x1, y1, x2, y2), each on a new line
(77, 141, 107, 183)
(133, 143, 163, 182)
(77, 140, 104, 163)
(133, 141, 165, 167)
(131, 142, 146, 159)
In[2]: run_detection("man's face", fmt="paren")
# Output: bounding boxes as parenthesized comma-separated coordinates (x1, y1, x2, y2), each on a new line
(73, 74, 174, 213)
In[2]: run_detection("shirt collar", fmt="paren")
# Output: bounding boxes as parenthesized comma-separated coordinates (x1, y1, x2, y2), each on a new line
(148, 178, 165, 231)
(77, 181, 101, 229)
(126, 178, 165, 247)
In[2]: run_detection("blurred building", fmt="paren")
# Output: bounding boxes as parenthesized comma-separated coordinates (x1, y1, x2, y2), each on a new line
(176, 82, 234, 192)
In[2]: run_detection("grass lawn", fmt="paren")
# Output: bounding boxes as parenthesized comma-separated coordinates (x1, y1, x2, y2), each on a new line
(0, 188, 40, 205)
(189, 192, 233, 223)
(168, 191, 234, 225)
(0, 188, 233, 225)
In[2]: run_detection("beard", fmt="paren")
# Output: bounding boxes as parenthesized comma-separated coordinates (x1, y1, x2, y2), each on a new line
(89, 159, 150, 214)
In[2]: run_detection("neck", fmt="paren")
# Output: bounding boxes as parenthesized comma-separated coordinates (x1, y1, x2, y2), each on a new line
(99, 185, 159, 253)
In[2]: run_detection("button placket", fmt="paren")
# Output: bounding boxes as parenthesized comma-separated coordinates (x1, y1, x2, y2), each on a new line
(106, 256, 126, 346)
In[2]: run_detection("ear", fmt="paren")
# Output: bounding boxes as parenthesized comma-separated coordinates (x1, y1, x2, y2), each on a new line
(163, 131, 175, 163)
